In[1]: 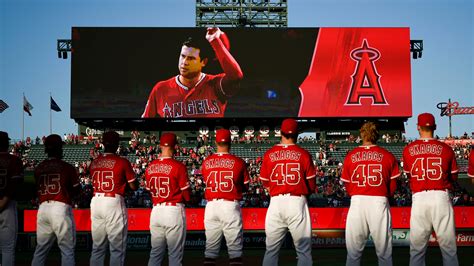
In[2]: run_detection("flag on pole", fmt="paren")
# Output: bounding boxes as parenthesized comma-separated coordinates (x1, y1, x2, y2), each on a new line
(0, 100, 9, 113)
(50, 97, 62, 112)
(23, 96, 33, 116)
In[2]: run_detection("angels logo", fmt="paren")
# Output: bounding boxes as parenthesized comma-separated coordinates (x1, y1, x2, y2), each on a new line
(346, 39, 388, 105)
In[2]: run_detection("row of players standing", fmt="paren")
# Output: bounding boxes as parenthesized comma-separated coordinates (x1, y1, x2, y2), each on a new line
(0, 113, 472, 265)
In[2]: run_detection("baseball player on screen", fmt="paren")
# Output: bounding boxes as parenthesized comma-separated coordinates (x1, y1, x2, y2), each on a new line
(340, 122, 400, 266)
(259, 118, 316, 266)
(31, 134, 81, 266)
(0, 131, 24, 266)
(145, 132, 190, 266)
(89, 131, 138, 266)
(201, 129, 250, 265)
(402, 113, 459, 266)
(142, 27, 243, 118)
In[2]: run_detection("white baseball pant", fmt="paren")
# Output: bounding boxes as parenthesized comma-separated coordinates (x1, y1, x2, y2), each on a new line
(31, 201, 76, 266)
(148, 203, 186, 266)
(263, 194, 312, 266)
(204, 199, 243, 259)
(0, 200, 17, 266)
(90, 194, 128, 266)
(345, 195, 392, 266)
(409, 190, 458, 266)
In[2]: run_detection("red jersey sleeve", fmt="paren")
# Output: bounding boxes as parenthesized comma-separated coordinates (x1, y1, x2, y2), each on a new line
(468, 149, 474, 178)
(11, 156, 24, 180)
(142, 87, 159, 118)
(448, 148, 459, 181)
(123, 159, 136, 183)
(243, 163, 250, 185)
(340, 155, 352, 183)
(259, 152, 270, 182)
(389, 154, 401, 180)
(178, 164, 190, 191)
(306, 158, 316, 180)
(70, 165, 81, 187)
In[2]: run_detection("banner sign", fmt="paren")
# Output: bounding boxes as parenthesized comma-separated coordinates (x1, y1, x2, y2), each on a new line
(24, 207, 474, 232)
(437, 101, 474, 116)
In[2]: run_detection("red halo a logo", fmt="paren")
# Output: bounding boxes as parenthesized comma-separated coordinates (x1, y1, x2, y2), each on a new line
(346, 39, 388, 106)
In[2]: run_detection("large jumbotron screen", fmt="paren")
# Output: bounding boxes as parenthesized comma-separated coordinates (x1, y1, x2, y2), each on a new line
(71, 27, 412, 119)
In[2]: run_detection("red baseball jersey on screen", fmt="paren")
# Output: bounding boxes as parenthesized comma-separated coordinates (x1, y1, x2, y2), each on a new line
(341, 145, 400, 197)
(201, 152, 250, 201)
(142, 73, 228, 118)
(90, 153, 136, 196)
(402, 138, 458, 193)
(0, 152, 24, 199)
(34, 158, 80, 205)
(468, 149, 474, 178)
(259, 144, 316, 197)
(145, 157, 190, 204)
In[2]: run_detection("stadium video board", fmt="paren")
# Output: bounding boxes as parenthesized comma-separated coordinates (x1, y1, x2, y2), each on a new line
(71, 27, 412, 119)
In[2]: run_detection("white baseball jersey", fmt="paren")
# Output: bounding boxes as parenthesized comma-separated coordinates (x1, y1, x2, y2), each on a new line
(89, 153, 136, 266)
(403, 138, 459, 266)
(341, 145, 400, 266)
(259, 144, 316, 266)
(201, 152, 250, 261)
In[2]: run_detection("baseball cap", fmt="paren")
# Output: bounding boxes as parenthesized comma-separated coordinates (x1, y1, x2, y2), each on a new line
(44, 134, 63, 148)
(281, 118, 298, 135)
(417, 113, 436, 127)
(102, 131, 120, 145)
(160, 133, 177, 147)
(0, 131, 10, 142)
(216, 129, 231, 143)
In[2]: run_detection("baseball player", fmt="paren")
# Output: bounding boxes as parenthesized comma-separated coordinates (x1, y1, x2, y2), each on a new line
(341, 122, 400, 266)
(90, 131, 138, 266)
(0, 131, 23, 266)
(201, 129, 250, 265)
(402, 113, 459, 266)
(145, 133, 190, 266)
(31, 134, 81, 266)
(142, 27, 243, 118)
(259, 118, 316, 266)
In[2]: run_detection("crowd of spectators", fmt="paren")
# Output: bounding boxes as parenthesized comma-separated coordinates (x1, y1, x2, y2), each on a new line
(8, 132, 473, 209)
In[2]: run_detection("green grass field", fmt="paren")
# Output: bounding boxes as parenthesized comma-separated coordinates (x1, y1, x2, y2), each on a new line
(12, 246, 474, 266)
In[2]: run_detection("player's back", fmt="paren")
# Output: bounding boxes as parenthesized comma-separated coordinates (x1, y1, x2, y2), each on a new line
(34, 158, 79, 205)
(201, 152, 249, 201)
(0, 152, 23, 198)
(145, 157, 189, 204)
(341, 145, 400, 197)
(403, 138, 458, 193)
(260, 144, 315, 197)
(90, 153, 135, 196)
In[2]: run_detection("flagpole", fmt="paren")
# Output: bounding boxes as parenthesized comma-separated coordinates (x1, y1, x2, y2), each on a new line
(50, 92, 52, 135)
(22, 92, 25, 141)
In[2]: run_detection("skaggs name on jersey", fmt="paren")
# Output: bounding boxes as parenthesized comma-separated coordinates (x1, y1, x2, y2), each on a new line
(163, 99, 221, 118)
(90, 159, 116, 170)
(269, 150, 302, 162)
(351, 151, 384, 163)
(147, 164, 172, 175)
(204, 158, 235, 169)
(408, 144, 443, 156)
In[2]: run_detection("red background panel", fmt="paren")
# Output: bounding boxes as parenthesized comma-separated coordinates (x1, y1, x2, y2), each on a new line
(298, 27, 412, 117)
(24, 207, 474, 232)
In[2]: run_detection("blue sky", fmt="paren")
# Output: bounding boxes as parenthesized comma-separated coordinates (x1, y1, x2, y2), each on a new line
(0, 0, 472, 140)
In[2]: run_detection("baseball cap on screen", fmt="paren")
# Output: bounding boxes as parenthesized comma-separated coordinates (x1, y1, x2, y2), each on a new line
(45, 134, 63, 148)
(216, 129, 231, 143)
(281, 118, 298, 135)
(160, 133, 177, 147)
(102, 131, 120, 145)
(417, 113, 436, 127)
